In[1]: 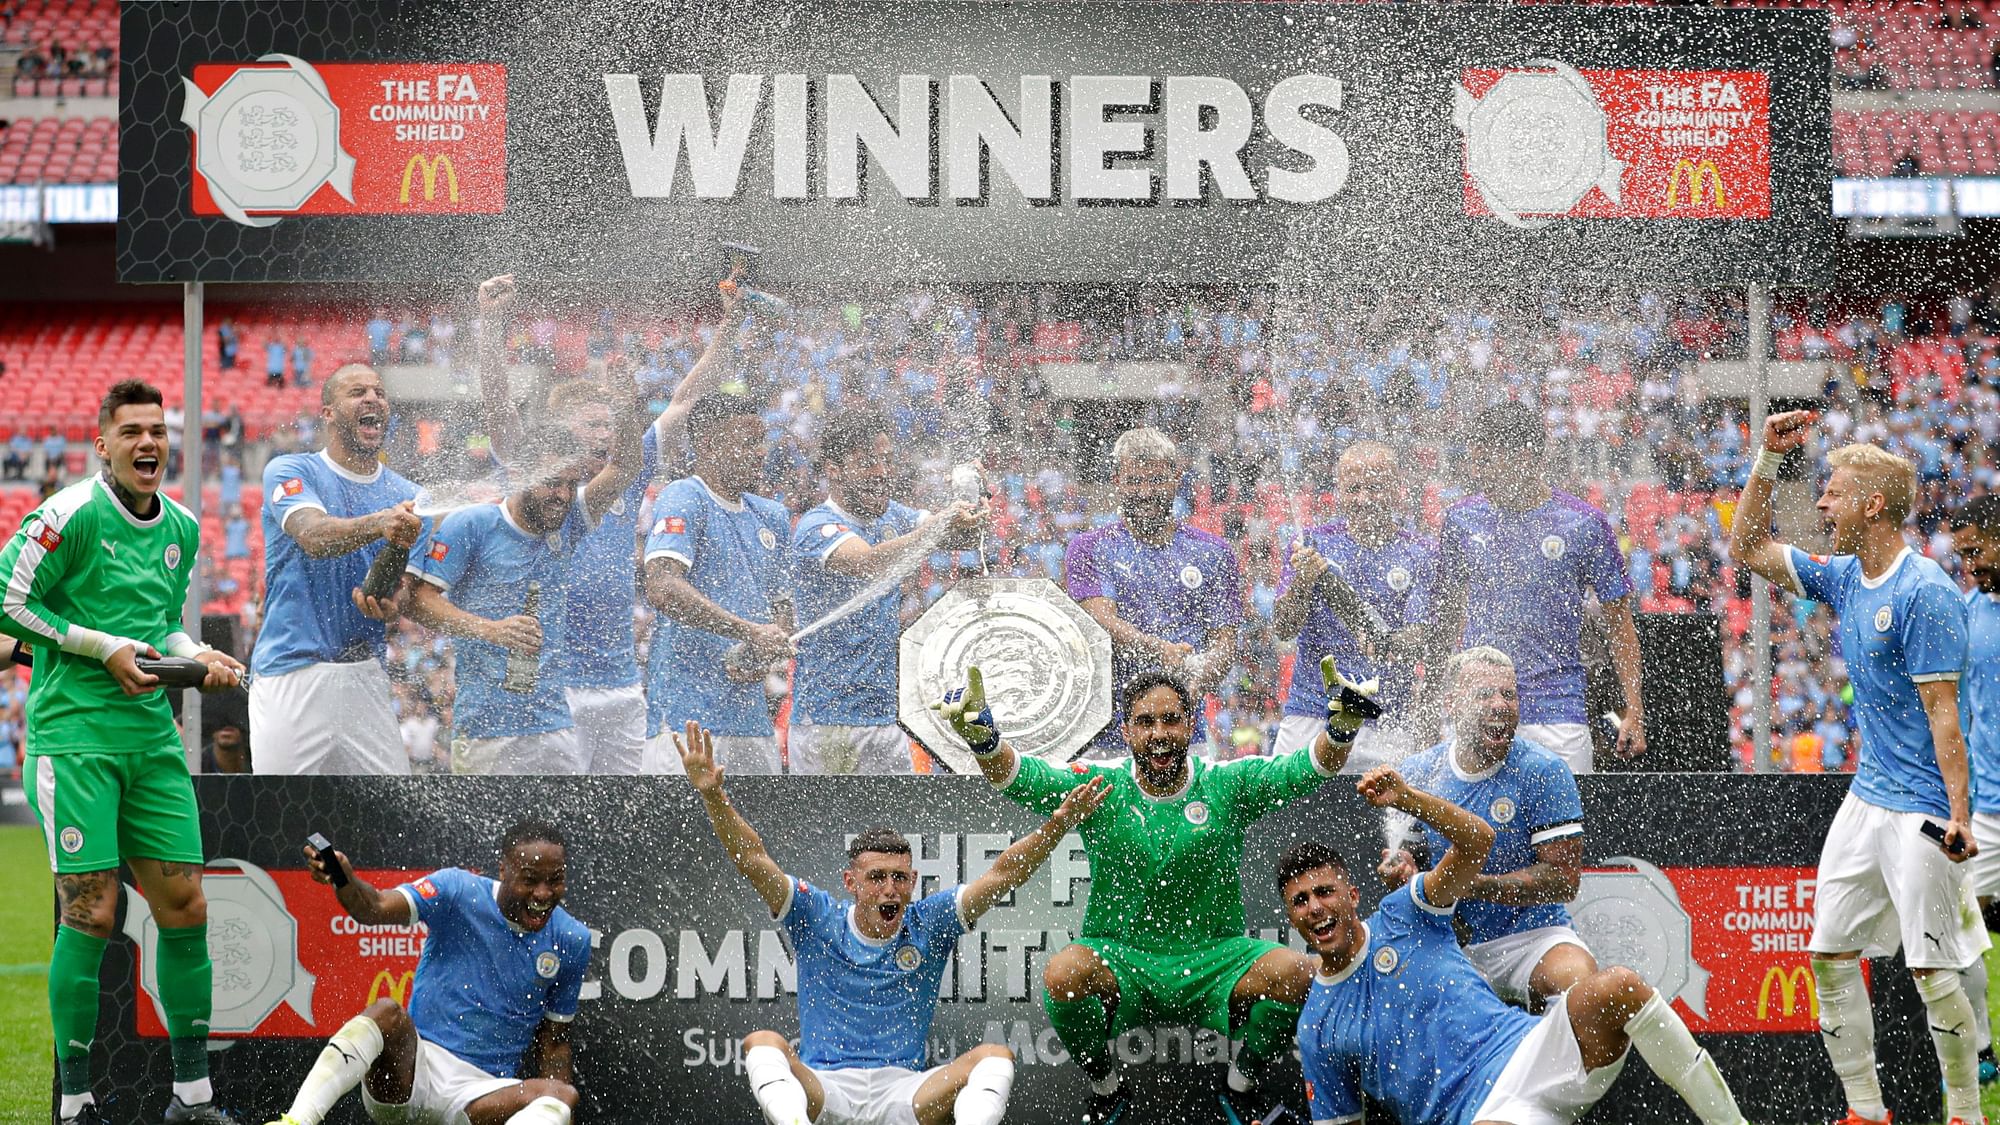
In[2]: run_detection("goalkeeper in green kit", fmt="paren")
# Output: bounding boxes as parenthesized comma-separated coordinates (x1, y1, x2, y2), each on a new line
(0, 380, 245, 1125)
(935, 659, 1376, 1125)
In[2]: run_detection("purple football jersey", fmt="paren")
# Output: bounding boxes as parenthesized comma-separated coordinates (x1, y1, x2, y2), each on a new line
(1278, 521, 1435, 722)
(1064, 520, 1243, 749)
(1428, 491, 1631, 725)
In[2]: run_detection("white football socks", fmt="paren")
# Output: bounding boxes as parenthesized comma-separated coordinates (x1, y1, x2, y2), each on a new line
(1622, 992, 1747, 1125)
(171, 1078, 214, 1107)
(952, 1056, 1017, 1125)
(1958, 956, 1992, 1053)
(1915, 969, 1982, 1122)
(504, 1096, 572, 1125)
(285, 1015, 386, 1125)
(1813, 958, 1887, 1121)
(745, 1044, 811, 1125)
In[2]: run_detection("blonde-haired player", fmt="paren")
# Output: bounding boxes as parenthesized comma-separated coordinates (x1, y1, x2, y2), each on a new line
(1730, 410, 1986, 1125)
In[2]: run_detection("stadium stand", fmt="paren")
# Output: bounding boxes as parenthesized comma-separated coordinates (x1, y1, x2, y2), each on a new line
(0, 116, 114, 184)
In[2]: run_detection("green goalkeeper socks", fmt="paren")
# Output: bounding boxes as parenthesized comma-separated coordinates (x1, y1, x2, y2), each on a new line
(155, 924, 213, 1081)
(49, 925, 107, 1097)
(1044, 993, 1115, 1081)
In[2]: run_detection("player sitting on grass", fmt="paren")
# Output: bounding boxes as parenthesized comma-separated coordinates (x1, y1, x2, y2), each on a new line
(1284, 768, 1749, 1125)
(676, 718, 1108, 1125)
(265, 820, 590, 1125)
(935, 659, 1376, 1125)
(1387, 646, 1596, 1011)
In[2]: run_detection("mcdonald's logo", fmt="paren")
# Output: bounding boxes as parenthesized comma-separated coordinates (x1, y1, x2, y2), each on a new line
(400, 154, 460, 204)
(1665, 158, 1727, 208)
(366, 969, 415, 1006)
(1755, 964, 1817, 1020)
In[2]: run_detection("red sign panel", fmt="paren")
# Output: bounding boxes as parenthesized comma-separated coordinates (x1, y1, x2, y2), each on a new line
(188, 61, 506, 220)
(135, 868, 432, 1038)
(1459, 68, 1771, 221)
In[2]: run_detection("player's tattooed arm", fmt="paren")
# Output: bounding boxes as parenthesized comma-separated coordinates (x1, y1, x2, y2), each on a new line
(1356, 768, 1493, 909)
(1918, 678, 1980, 861)
(302, 844, 416, 926)
(1464, 835, 1584, 905)
(287, 506, 421, 560)
(530, 1018, 574, 1085)
(961, 777, 1110, 927)
(679, 721, 794, 915)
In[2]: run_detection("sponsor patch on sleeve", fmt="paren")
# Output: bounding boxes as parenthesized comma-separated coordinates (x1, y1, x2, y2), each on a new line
(26, 517, 60, 552)
(662, 516, 687, 535)
(281, 478, 304, 497)
(415, 878, 439, 899)
(428, 542, 450, 562)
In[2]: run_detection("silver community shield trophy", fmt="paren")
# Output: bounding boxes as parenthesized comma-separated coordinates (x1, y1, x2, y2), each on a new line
(899, 578, 1113, 772)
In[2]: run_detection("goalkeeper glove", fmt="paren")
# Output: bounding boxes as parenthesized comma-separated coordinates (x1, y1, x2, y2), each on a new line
(1321, 655, 1382, 744)
(932, 664, 1002, 757)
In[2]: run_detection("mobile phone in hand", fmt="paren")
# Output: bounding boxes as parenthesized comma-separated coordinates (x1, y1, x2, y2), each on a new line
(1920, 818, 1968, 856)
(306, 832, 350, 887)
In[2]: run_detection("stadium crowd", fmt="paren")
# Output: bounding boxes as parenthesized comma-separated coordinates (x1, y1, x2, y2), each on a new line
(5, 281, 2000, 776)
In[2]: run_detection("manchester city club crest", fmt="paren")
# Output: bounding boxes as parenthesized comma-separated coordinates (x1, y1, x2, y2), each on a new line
(163, 543, 182, 571)
(1372, 945, 1399, 974)
(536, 950, 561, 979)
(181, 54, 357, 228)
(759, 527, 780, 551)
(1179, 564, 1203, 590)
(1386, 566, 1412, 593)
(1874, 605, 1893, 632)
(895, 945, 923, 971)
(59, 826, 84, 854)
(1185, 800, 1210, 826)
(1489, 797, 1517, 824)
(1540, 535, 1566, 561)
(1454, 59, 1624, 230)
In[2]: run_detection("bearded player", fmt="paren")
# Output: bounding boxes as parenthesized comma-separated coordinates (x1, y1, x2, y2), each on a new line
(1730, 410, 1985, 1125)
(935, 659, 1376, 1125)
(1282, 769, 1748, 1125)
(677, 719, 1106, 1125)
(2, 380, 245, 1125)
(264, 820, 588, 1125)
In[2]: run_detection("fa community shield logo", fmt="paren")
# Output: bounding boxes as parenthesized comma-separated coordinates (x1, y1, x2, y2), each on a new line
(1454, 58, 1624, 230)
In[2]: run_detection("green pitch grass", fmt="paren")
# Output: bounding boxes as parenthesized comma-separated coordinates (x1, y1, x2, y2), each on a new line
(0, 823, 53, 1120)
(0, 818, 1994, 1122)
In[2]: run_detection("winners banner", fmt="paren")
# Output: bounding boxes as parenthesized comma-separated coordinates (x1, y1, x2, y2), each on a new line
(85, 775, 1944, 1124)
(117, 1, 1831, 286)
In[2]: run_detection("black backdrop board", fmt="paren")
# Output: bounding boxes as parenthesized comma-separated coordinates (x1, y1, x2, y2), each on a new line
(80, 775, 1939, 1124)
(119, 2, 1832, 286)
(1627, 612, 1732, 772)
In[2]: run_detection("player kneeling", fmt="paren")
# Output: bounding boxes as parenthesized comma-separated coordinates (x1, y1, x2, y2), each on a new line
(1284, 768, 1748, 1125)
(675, 719, 1107, 1125)
(266, 821, 589, 1125)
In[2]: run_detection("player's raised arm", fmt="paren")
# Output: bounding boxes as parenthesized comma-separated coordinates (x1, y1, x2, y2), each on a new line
(304, 843, 415, 927)
(582, 355, 646, 524)
(475, 272, 520, 458)
(1728, 409, 1818, 593)
(960, 777, 1109, 926)
(933, 665, 1018, 786)
(680, 720, 793, 914)
(1356, 767, 1493, 909)
(650, 267, 750, 450)
(1311, 654, 1380, 775)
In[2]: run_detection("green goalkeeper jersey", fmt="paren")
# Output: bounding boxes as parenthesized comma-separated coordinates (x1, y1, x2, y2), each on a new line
(0, 476, 200, 754)
(1001, 748, 1334, 954)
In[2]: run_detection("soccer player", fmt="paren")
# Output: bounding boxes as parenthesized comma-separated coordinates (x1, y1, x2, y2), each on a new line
(1273, 439, 1434, 771)
(934, 659, 1376, 1125)
(407, 419, 640, 774)
(1283, 769, 1748, 1125)
(1730, 410, 1986, 1125)
(265, 820, 589, 1125)
(1064, 426, 1241, 759)
(250, 362, 424, 775)
(1949, 493, 2000, 1084)
(474, 273, 749, 773)
(1, 379, 246, 1125)
(1386, 646, 1595, 1010)
(675, 719, 1106, 1125)
(642, 396, 794, 775)
(790, 408, 983, 774)
(1428, 402, 1647, 773)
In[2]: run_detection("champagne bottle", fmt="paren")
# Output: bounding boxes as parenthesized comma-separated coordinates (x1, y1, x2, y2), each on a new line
(360, 542, 410, 600)
(500, 581, 542, 693)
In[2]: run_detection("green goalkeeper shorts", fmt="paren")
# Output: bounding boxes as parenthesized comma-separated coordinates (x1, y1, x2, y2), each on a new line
(1076, 934, 1286, 1036)
(25, 747, 205, 873)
